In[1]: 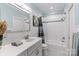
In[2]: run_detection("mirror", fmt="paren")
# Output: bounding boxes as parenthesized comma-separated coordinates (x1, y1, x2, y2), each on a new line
(0, 3, 31, 45)
(0, 3, 31, 32)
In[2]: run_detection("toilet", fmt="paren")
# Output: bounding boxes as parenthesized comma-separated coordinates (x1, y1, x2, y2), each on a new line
(42, 43, 48, 56)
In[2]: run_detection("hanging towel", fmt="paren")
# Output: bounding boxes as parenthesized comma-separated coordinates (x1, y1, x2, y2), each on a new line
(38, 17, 45, 43)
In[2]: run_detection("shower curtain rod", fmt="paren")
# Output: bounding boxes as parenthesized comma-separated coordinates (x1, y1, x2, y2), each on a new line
(42, 19, 64, 23)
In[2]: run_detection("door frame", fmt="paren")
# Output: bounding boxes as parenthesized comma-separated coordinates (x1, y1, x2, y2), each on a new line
(67, 4, 75, 56)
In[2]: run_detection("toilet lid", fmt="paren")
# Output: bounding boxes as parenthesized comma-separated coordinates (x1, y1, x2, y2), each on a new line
(42, 44, 48, 48)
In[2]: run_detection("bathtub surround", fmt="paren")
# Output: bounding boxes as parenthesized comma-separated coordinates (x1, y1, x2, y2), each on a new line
(42, 14, 69, 55)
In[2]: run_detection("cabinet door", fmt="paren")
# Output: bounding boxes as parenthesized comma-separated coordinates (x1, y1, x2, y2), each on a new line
(27, 40, 42, 55)
(29, 46, 42, 56)
(36, 46, 42, 56)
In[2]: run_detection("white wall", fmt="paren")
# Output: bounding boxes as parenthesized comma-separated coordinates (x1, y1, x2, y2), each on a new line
(74, 4, 79, 32)
(64, 4, 78, 33)
(69, 3, 79, 56)
(29, 8, 42, 37)
(25, 3, 42, 37)
(29, 14, 39, 37)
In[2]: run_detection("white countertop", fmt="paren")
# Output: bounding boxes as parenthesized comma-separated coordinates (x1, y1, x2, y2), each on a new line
(0, 37, 42, 56)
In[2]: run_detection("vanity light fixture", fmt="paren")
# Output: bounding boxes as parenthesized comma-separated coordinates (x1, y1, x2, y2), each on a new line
(10, 3, 32, 13)
(15, 3, 32, 12)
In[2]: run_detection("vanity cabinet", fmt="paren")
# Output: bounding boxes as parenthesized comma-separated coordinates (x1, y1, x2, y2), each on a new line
(0, 37, 42, 56)
(18, 46, 42, 56)
(27, 40, 42, 56)
(29, 46, 42, 56)
(18, 38, 42, 56)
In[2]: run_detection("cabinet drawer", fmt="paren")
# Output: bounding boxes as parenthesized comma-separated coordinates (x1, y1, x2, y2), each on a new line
(29, 46, 42, 56)
(27, 40, 42, 55)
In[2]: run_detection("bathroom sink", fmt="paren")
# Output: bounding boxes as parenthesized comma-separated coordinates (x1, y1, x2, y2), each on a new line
(24, 37, 41, 43)
(26, 39, 34, 42)
(25, 37, 36, 42)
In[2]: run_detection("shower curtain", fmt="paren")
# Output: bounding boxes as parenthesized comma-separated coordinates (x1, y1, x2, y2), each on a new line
(38, 17, 45, 43)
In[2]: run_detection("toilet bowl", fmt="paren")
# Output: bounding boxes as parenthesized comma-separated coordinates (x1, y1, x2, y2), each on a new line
(42, 43, 48, 56)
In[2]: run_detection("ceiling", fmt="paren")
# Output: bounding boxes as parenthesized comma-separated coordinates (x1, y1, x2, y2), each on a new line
(26, 3, 68, 16)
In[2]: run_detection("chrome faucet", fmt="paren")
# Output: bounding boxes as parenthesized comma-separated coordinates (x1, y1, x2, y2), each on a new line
(24, 35, 29, 40)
